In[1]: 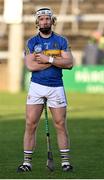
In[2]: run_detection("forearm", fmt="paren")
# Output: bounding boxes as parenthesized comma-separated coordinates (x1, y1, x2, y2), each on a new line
(25, 54, 51, 71)
(26, 61, 51, 71)
(52, 57, 73, 69)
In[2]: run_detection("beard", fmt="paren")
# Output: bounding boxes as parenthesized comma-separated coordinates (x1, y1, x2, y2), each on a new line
(39, 26, 51, 35)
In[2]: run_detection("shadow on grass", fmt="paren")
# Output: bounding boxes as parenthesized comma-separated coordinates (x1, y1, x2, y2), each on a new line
(0, 116, 104, 179)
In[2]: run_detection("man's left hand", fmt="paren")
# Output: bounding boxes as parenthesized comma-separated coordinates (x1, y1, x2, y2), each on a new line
(35, 53, 49, 64)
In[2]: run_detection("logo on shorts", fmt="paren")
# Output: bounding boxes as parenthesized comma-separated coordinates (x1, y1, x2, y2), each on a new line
(58, 101, 65, 104)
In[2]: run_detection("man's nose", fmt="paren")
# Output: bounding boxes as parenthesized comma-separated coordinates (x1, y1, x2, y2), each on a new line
(43, 19, 48, 23)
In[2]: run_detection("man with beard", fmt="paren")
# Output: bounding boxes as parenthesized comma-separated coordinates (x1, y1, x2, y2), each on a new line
(17, 7, 74, 172)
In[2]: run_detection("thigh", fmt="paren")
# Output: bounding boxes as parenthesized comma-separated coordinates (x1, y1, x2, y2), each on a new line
(26, 82, 46, 105)
(50, 107, 66, 124)
(47, 86, 67, 108)
(26, 104, 44, 124)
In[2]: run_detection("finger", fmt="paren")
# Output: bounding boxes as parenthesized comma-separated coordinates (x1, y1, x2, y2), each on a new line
(34, 54, 40, 60)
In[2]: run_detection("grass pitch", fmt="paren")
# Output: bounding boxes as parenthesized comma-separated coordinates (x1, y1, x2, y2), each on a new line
(0, 91, 104, 179)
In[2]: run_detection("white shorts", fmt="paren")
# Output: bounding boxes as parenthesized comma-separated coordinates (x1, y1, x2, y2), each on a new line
(26, 82, 67, 108)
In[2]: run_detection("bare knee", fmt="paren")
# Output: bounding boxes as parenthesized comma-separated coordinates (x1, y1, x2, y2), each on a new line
(26, 121, 36, 134)
(54, 118, 66, 132)
(25, 114, 38, 134)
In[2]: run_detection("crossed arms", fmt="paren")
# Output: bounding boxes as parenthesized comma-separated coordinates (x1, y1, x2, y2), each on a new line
(25, 50, 74, 71)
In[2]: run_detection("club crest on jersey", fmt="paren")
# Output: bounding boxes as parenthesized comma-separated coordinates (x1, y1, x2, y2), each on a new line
(34, 44, 42, 53)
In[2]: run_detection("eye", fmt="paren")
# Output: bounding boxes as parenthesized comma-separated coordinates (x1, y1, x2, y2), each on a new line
(46, 17, 50, 20)
(39, 17, 44, 21)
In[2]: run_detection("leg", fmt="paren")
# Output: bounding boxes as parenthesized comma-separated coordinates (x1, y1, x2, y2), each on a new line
(17, 104, 43, 172)
(50, 107, 69, 150)
(50, 107, 73, 171)
(24, 104, 44, 151)
(17, 82, 48, 172)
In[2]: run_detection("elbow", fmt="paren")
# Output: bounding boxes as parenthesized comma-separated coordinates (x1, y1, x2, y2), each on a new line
(27, 67, 34, 72)
(25, 54, 35, 71)
(27, 66, 35, 72)
(25, 62, 34, 72)
(67, 62, 73, 70)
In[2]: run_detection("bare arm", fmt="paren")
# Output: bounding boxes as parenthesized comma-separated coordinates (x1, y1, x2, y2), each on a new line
(25, 53, 51, 71)
(52, 50, 74, 69)
(35, 50, 74, 69)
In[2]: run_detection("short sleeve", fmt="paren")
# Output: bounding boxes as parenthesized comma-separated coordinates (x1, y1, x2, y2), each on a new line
(24, 39, 34, 56)
(61, 37, 71, 52)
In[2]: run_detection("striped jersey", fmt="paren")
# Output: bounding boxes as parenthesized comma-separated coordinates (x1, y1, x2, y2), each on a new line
(25, 31, 70, 87)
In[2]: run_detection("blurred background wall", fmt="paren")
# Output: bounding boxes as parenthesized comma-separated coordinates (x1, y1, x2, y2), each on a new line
(0, 0, 104, 93)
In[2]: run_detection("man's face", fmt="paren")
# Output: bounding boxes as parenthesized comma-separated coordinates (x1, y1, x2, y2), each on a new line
(38, 15, 52, 35)
(38, 15, 52, 28)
